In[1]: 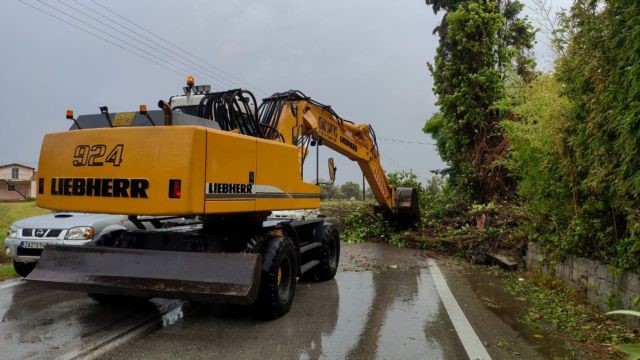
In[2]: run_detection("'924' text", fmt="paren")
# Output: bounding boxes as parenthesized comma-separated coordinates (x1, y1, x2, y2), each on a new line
(73, 144, 124, 167)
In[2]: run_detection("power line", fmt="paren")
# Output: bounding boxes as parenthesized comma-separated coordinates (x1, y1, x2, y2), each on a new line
(377, 137, 435, 145)
(55, 0, 231, 89)
(62, 0, 243, 91)
(90, 0, 269, 96)
(21, 0, 266, 96)
(18, 0, 266, 95)
(19, 0, 188, 80)
(19, 1, 435, 150)
(24, 0, 204, 82)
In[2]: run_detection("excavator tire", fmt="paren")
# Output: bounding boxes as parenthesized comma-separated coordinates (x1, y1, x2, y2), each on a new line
(13, 261, 35, 278)
(302, 224, 340, 282)
(253, 236, 297, 319)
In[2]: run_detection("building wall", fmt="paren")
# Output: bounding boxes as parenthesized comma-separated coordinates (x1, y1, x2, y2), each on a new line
(0, 165, 34, 181)
(0, 165, 36, 200)
(527, 242, 640, 328)
(0, 181, 32, 200)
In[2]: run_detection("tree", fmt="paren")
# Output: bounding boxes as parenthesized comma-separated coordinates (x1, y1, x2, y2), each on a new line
(425, 175, 444, 195)
(320, 181, 340, 200)
(503, 74, 574, 253)
(386, 171, 424, 194)
(340, 182, 362, 200)
(365, 187, 375, 200)
(423, 0, 535, 202)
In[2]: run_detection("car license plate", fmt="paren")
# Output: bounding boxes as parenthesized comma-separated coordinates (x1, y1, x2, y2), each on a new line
(21, 241, 52, 249)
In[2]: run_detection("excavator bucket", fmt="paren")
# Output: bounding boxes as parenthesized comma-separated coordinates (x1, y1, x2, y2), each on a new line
(395, 187, 421, 223)
(26, 245, 261, 305)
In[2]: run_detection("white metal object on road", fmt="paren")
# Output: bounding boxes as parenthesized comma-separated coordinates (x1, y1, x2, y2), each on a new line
(428, 259, 492, 360)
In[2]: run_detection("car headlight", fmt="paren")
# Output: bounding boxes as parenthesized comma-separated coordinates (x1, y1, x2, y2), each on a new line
(7, 225, 19, 238)
(66, 226, 94, 240)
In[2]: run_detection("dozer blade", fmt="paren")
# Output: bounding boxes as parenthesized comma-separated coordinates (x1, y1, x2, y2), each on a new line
(27, 245, 261, 305)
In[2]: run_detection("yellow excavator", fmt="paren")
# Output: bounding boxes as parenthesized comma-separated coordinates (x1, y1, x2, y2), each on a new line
(29, 77, 419, 318)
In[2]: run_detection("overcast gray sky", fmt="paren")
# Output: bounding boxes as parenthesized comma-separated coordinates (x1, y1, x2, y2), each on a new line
(0, 0, 569, 186)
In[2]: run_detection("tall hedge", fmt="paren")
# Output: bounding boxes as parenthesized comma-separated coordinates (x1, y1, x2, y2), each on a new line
(506, 0, 640, 270)
(554, 0, 640, 269)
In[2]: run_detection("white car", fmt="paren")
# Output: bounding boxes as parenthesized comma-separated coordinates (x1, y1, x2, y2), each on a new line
(4, 212, 177, 277)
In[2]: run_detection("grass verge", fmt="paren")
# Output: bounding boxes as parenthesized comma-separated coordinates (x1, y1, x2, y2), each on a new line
(504, 270, 640, 359)
(0, 201, 51, 244)
(0, 263, 16, 281)
(0, 201, 51, 273)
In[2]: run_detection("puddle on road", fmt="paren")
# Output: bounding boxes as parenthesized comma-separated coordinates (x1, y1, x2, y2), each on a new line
(1, 245, 588, 360)
(0, 282, 187, 360)
(312, 270, 453, 359)
(104, 269, 468, 360)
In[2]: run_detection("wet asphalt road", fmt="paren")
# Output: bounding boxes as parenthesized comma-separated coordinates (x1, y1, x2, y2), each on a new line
(0, 243, 580, 359)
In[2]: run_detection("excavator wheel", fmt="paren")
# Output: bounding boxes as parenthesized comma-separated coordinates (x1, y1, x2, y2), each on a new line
(302, 224, 340, 282)
(13, 261, 36, 278)
(253, 236, 298, 319)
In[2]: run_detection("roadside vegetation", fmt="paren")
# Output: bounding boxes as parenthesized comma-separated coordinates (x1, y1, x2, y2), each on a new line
(419, 0, 640, 275)
(322, 171, 525, 262)
(0, 201, 50, 280)
(326, 0, 640, 357)
(420, 1, 640, 357)
(504, 271, 640, 359)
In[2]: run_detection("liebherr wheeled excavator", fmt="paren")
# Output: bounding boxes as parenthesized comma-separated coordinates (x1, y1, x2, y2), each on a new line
(28, 77, 419, 318)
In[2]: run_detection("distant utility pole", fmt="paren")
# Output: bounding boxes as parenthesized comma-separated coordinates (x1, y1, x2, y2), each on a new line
(362, 173, 366, 201)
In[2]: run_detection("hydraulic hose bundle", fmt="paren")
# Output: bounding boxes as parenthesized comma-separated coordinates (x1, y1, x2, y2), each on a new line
(258, 90, 380, 152)
(258, 90, 353, 132)
(258, 90, 308, 141)
(197, 89, 260, 137)
(196, 88, 380, 157)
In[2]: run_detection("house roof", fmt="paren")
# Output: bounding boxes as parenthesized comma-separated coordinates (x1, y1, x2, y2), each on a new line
(0, 163, 36, 170)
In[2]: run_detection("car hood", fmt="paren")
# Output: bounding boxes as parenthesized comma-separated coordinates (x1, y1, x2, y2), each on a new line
(12, 213, 128, 229)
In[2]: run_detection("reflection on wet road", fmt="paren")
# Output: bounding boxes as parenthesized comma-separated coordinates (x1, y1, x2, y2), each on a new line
(1, 242, 567, 359)
(101, 269, 468, 360)
(0, 282, 181, 360)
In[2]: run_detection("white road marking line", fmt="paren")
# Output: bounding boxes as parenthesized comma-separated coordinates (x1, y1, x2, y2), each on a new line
(428, 259, 492, 360)
(0, 278, 24, 290)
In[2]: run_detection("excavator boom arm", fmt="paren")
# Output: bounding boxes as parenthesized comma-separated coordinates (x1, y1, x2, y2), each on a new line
(259, 91, 418, 218)
(298, 101, 394, 211)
